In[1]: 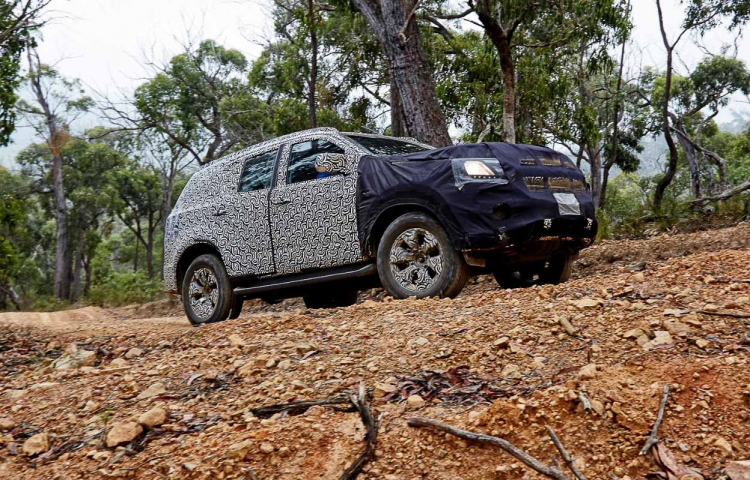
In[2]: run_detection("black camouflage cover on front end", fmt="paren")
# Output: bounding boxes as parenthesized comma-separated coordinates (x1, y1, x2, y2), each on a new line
(356, 142, 597, 251)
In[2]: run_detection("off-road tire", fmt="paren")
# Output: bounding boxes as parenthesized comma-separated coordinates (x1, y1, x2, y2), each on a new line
(303, 289, 359, 309)
(181, 254, 233, 326)
(538, 254, 573, 285)
(228, 296, 244, 319)
(492, 268, 534, 289)
(377, 212, 469, 299)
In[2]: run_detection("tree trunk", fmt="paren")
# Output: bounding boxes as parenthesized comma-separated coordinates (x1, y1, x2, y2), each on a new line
(600, 162, 613, 208)
(390, 73, 407, 137)
(84, 252, 93, 296)
(351, 0, 451, 146)
(134, 236, 139, 273)
(674, 126, 701, 198)
(307, 0, 318, 128)
(160, 169, 175, 280)
(588, 145, 603, 207)
(653, 0, 679, 211)
(475, 0, 516, 144)
(146, 212, 155, 279)
(70, 225, 85, 302)
(51, 153, 69, 300)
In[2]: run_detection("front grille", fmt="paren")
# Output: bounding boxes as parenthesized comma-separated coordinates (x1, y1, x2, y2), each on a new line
(523, 176, 586, 192)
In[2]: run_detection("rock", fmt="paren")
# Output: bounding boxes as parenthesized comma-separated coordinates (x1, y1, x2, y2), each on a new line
(265, 358, 277, 369)
(664, 320, 691, 337)
(591, 399, 605, 415)
(501, 364, 520, 377)
(106, 422, 143, 447)
(227, 334, 246, 347)
(413, 337, 429, 347)
(727, 460, 750, 480)
(136, 382, 166, 400)
(578, 364, 598, 380)
(22, 433, 49, 456)
(493, 336, 510, 348)
(109, 358, 129, 368)
(91, 451, 110, 462)
(296, 342, 317, 354)
(373, 382, 397, 399)
(0, 418, 15, 430)
(714, 436, 733, 454)
(236, 363, 255, 378)
(406, 395, 425, 407)
(124, 347, 143, 359)
(633, 272, 646, 282)
(227, 440, 254, 459)
(260, 442, 274, 454)
(695, 338, 710, 349)
(138, 407, 168, 428)
(572, 298, 600, 310)
(183, 462, 198, 472)
(29, 382, 59, 391)
(623, 328, 646, 339)
(4, 389, 27, 402)
(277, 359, 292, 370)
(52, 344, 97, 370)
(643, 331, 673, 351)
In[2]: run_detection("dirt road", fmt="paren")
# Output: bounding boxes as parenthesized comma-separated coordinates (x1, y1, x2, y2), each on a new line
(1, 224, 750, 480)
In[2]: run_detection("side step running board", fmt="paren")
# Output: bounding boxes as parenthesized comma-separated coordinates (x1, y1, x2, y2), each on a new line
(233, 263, 377, 296)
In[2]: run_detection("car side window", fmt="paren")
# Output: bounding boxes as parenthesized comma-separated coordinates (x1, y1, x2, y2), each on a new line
(287, 140, 345, 184)
(238, 149, 277, 192)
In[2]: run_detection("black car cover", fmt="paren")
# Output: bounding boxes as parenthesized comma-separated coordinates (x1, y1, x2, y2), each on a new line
(356, 142, 597, 253)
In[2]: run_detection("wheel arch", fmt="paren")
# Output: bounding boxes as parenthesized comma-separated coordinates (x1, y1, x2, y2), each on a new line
(176, 242, 224, 294)
(364, 202, 461, 257)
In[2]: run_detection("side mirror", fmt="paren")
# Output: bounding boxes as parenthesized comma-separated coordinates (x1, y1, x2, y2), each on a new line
(315, 153, 348, 174)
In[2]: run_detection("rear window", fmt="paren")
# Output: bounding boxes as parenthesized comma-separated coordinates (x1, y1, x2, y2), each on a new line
(346, 135, 429, 156)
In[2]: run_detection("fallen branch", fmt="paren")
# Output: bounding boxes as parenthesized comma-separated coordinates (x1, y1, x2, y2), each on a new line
(407, 417, 573, 480)
(577, 391, 592, 412)
(545, 426, 588, 480)
(340, 382, 379, 480)
(250, 396, 352, 418)
(639, 385, 670, 455)
(696, 310, 750, 319)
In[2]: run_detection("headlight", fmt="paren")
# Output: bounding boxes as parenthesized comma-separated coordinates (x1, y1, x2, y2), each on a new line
(451, 158, 508, 190)
(463, 160, 497, 178)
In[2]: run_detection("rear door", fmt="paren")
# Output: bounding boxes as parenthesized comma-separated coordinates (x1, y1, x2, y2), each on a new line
(269, 134, 363, 275)
(214, 148, 278, 278)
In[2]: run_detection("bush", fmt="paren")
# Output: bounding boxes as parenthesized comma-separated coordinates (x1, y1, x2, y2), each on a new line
(88, 271, 164, 307)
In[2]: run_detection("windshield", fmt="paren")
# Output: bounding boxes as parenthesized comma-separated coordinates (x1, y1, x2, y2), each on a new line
(346, 135, 430, 156)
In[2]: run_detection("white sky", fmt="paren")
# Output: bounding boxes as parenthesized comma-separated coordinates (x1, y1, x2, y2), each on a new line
(2, 0, 749, 166)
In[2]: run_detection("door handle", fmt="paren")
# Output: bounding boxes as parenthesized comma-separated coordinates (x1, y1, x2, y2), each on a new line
(271, 197, 291, 205)
(212, 209, 227, 217)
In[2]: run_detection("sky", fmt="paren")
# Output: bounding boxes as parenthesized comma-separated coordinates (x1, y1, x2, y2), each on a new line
(2, 0, 749, 166)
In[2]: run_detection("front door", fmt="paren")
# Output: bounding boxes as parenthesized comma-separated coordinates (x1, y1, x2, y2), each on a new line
(269, 135, 362, 275)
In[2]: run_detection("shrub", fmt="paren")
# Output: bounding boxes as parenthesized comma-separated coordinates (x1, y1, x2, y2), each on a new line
(88, 271, 164, 307)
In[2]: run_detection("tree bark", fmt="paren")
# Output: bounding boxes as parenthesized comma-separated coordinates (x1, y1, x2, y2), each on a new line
(146, 212, 155, 279)
(70, 224, 85, 302)
(350, 0, 451, 146)
(390, 73, 407, 137)
(475, 0, 516, 144)
(673, 125, 701, 198)
(588, 145, 603, 207)
(307, 0, 318, 128)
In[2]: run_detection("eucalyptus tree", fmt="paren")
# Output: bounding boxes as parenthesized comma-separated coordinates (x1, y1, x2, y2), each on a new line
(471, 0, 631, 144)
(16, 49, 93, 301)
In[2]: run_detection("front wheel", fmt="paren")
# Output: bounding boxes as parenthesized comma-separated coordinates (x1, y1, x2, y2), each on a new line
(538, 254, 574, 285)
(181, 254, 233, 326)
(377, 212, 469, 299)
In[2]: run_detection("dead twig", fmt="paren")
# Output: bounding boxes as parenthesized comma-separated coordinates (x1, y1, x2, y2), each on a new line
(696, 310, 750, 319)
(407, 417, 573, 480)
(339, 382, 379, 480)
(577, 391, 592, 411)
(120, 454, 170, 471)
(546, 426, 588, 480)
(639, 385, 670, 455)
(250, 396, 352, 418)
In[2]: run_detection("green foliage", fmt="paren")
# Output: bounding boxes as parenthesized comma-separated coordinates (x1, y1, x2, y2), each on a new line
(88, 270, 163, 307)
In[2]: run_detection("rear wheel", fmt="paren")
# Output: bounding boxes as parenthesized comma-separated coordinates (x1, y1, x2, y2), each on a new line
(492, 268, 535, 289)
(228, 296, 244, 319)
(303, 289, 358, 309)
(377, 212, 469, 299)
(181, 254, 233, 326)
(538, 254, 573, 285)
